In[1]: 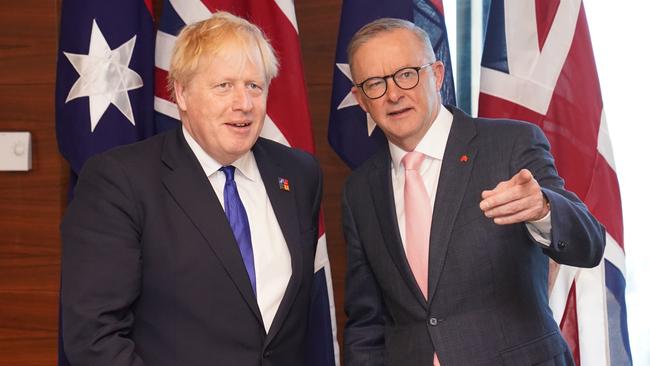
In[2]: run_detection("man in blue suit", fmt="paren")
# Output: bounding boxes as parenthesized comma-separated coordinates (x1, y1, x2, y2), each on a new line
(342, 18, 604, 366)
(61, 12, 322, 365)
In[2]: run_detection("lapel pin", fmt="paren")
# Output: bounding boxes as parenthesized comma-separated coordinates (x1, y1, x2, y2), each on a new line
(278, 177, 291, 192)
(460, 154, 469, 163)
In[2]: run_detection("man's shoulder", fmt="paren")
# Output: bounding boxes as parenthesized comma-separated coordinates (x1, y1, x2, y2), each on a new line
(345, 147, 388, 188)
(83, 128, 177, 174)
(444, 111, 544, 152)
(458, 110, 542, 138)
(102, 128, 173, 160)
(254, 137, 318, 168)
(450, 109, 550, 159)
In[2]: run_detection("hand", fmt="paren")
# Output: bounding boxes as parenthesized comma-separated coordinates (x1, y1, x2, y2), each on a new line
(479, 169, 549, 225)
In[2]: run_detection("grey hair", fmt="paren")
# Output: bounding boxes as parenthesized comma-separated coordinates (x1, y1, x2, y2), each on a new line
(347, 18, 436, 71)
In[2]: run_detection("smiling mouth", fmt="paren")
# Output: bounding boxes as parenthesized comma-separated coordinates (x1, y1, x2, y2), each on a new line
(226, 121, 252, 128)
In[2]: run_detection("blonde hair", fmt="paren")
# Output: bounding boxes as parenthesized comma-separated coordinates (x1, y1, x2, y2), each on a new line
(167, 11, 279, 99)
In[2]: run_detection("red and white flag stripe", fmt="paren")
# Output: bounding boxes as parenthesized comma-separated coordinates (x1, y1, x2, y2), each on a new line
(479, 1, 628, 364)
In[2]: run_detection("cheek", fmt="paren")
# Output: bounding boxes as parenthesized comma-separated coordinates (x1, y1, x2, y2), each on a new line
(415, 88, 435, 111)
(365, 100, 384, 117)
(254, 99, 266, 113)
(197, 100, 229, 119)
(252, 98, 268, 117)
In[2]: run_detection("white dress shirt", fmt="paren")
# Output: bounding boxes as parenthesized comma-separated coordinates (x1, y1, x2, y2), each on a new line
(183, 128, 291, 333)
(389, 107, 551, 253)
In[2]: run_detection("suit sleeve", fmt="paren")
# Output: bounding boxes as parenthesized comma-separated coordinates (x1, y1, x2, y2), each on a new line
(61, 154, 145, 366)
(342, 183, 386, 366)
(512, 123, 605, 267)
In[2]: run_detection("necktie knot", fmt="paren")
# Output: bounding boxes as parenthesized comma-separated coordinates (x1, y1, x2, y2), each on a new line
(220, 165, 236, 181)
(402, 151, 425, 171)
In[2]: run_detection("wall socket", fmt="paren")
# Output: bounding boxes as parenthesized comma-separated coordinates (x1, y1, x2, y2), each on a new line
(0, 132, 32, 171)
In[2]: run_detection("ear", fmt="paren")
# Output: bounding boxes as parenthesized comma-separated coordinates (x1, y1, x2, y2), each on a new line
(351, 86, 368, 113)
(432, 61, 445, 92)
(174, 80, 188, 111)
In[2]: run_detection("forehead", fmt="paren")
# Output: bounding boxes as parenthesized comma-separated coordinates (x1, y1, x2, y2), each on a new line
(197, 42, 266, 79)
(351, 29, 427, 78)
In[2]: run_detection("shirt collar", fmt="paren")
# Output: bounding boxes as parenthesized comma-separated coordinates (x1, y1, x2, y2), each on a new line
(389, 105, 454, 170)
(182, 127, 258, 182)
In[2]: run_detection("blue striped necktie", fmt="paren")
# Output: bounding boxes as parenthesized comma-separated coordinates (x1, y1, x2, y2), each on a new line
(220, 165, 256, 296)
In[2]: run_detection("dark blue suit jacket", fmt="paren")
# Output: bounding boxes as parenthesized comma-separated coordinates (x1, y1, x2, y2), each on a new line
(342, 107, 605, 366)
(61, 128, 322, 365)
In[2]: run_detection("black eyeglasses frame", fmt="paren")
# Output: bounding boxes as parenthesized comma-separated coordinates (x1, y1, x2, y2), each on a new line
(355, 61, 435, 100)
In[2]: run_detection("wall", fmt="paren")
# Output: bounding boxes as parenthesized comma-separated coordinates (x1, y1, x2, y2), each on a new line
(0, 1, 67, 365)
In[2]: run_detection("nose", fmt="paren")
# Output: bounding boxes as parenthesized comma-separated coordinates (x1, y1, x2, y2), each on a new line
(384, 78, 403, 103)
(232, 86, 253, 112)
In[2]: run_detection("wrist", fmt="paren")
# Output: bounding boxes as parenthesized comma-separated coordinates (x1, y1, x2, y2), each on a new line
(540, 196, 551, 218)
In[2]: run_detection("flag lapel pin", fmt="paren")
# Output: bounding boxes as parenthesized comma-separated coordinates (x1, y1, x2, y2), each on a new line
(278, 177, 290, 192)
(460, 154, 469, 163)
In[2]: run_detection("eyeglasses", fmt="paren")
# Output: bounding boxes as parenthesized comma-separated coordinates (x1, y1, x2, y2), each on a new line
(355, 62, 435, 100)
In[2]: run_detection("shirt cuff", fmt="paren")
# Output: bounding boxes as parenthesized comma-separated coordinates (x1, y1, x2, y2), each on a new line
(526, 210, 552, 247)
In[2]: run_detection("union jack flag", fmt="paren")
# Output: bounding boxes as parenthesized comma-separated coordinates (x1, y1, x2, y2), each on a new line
(154, 1, 339, 365)
(479, 1, 631, 365)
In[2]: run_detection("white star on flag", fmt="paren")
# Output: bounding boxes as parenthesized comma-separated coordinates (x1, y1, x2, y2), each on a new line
(64, 19, 143, 132)
(336, 63, 378, 136)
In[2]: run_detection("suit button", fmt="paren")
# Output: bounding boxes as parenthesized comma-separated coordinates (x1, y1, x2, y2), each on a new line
(558, 240, 567, 250)
(429, 317, 438, 326)
(263, 351, 271, 358)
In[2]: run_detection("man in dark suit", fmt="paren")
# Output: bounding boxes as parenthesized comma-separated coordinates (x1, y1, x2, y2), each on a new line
(342, 18, 605, 366)
(61, 12, 321, 365)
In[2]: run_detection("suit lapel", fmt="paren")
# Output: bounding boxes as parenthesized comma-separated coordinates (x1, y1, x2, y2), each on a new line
(160, 129, 263, 324)
(252, 140, 303, 344)
(368, 149, 428, 308)
(427, 108, 478, 301)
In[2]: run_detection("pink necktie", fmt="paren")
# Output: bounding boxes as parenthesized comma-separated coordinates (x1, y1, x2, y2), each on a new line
(403, 152, 440, 366)
(402, 151, 431, 299)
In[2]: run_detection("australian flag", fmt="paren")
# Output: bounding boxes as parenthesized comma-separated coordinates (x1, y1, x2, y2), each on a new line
(328, 0, 456, 169)
(55, 0, 156, 182)
(55, 1, 155, 364)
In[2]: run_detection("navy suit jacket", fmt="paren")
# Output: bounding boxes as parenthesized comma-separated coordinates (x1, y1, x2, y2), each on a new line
(342, 107, 605, 366)
(61, 128, 322, 365)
